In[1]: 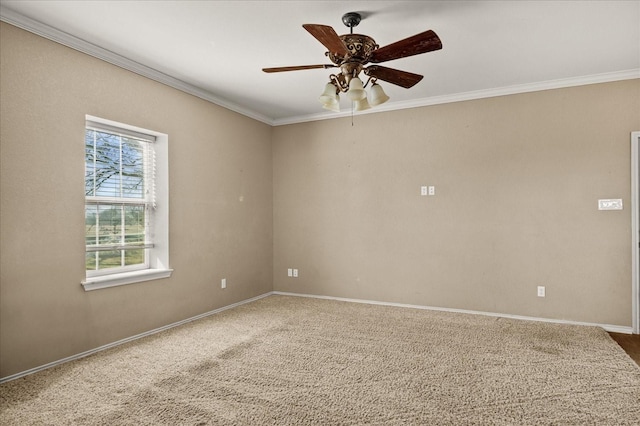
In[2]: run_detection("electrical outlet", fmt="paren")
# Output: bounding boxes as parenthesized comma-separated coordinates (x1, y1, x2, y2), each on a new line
(287, 268, 293, 277)
(221, 278, 226, 289)
(293, 269, 299, 278)
(428, 186, 435, 196)
(537, 286, 545, 297)
(421, 186, 428, 196)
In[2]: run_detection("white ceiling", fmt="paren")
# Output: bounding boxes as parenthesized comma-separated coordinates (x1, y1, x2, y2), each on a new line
(1, 1, 638, 125)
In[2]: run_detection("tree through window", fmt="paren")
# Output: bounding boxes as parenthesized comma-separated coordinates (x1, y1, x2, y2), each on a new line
(85, 122, 155, 275)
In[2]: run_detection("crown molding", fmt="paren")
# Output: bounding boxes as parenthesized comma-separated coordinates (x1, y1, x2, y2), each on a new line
(273, 68, 640, 126)
(0, 6, 274, 126)
(2, 6, 638, 128)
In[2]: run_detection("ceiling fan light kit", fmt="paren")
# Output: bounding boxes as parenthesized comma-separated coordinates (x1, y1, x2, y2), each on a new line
(263, 12, 442, 113)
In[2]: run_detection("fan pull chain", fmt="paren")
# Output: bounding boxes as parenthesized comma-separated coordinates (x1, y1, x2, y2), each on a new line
(351, 103, 354, 126)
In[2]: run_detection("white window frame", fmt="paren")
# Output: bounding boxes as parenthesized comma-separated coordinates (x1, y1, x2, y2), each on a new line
(82, 115, 172, 291)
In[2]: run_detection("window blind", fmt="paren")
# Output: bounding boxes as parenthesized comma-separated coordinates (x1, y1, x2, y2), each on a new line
(85, 121, 156, 274)
(86, 120, 157, 142)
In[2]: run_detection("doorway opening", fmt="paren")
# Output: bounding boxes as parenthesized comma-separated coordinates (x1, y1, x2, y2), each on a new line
(630, 131, 640, 334)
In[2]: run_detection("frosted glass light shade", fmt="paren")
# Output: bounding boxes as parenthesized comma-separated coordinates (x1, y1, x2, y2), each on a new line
(347, 77, 366, 101)
(319, 83, 339, 106)
(369, 83, 390, 106)
(354, 97, 371, 111)
(322, 94, 340, 112)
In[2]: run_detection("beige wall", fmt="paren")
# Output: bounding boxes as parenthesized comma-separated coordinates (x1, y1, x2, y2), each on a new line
(0, 23, 273, 378)
(2, 20, 639, 380)
(273, 79, 640, 326)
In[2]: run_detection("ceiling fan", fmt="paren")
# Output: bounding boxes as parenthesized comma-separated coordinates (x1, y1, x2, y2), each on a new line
(262, 12, 442, 112)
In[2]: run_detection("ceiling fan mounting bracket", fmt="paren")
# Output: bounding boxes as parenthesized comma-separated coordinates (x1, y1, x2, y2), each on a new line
(341, 12, 361, 31)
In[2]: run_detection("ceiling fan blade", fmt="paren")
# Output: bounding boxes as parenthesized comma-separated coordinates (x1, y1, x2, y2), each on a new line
(370, 30, 442, 63)
(302, 24, 348, 56)
(365, 65, 424, 88)
(263, 64, 337, 73)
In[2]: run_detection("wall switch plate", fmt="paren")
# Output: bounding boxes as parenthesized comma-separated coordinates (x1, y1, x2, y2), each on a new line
(287, 268, 293, 277)
(421, 186, 428, 196)
(221, 278, 226, 289)
(293, 269, 299, 278)
(598, 199, 623, 210)
(537, 286, 545, 297)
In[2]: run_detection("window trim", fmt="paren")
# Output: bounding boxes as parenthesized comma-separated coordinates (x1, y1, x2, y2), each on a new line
(82, 268, 173, 291)
(82, 115, 172, 291)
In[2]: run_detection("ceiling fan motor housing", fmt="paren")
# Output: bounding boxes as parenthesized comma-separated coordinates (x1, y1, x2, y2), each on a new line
(327, 34, 378, 65)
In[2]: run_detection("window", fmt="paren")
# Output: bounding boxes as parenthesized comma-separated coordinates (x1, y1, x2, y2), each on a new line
(82, 116, 171, 290)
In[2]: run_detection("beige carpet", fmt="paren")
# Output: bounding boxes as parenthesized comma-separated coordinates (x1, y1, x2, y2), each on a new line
(1, 295, 639, 425)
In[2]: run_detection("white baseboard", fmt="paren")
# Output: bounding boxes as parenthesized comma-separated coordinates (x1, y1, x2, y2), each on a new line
(272, 291, 634, 335)
(2, 290, 632, 383)
(0, 292, 273, 384)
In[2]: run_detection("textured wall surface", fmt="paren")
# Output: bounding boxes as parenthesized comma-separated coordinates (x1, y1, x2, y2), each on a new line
(273, 79, 640, 327)
(0, 23, 273, 378)
(2, 19, 639, 380)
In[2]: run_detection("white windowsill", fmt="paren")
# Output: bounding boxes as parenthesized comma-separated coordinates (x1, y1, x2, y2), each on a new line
(82, 268, 173, 291)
